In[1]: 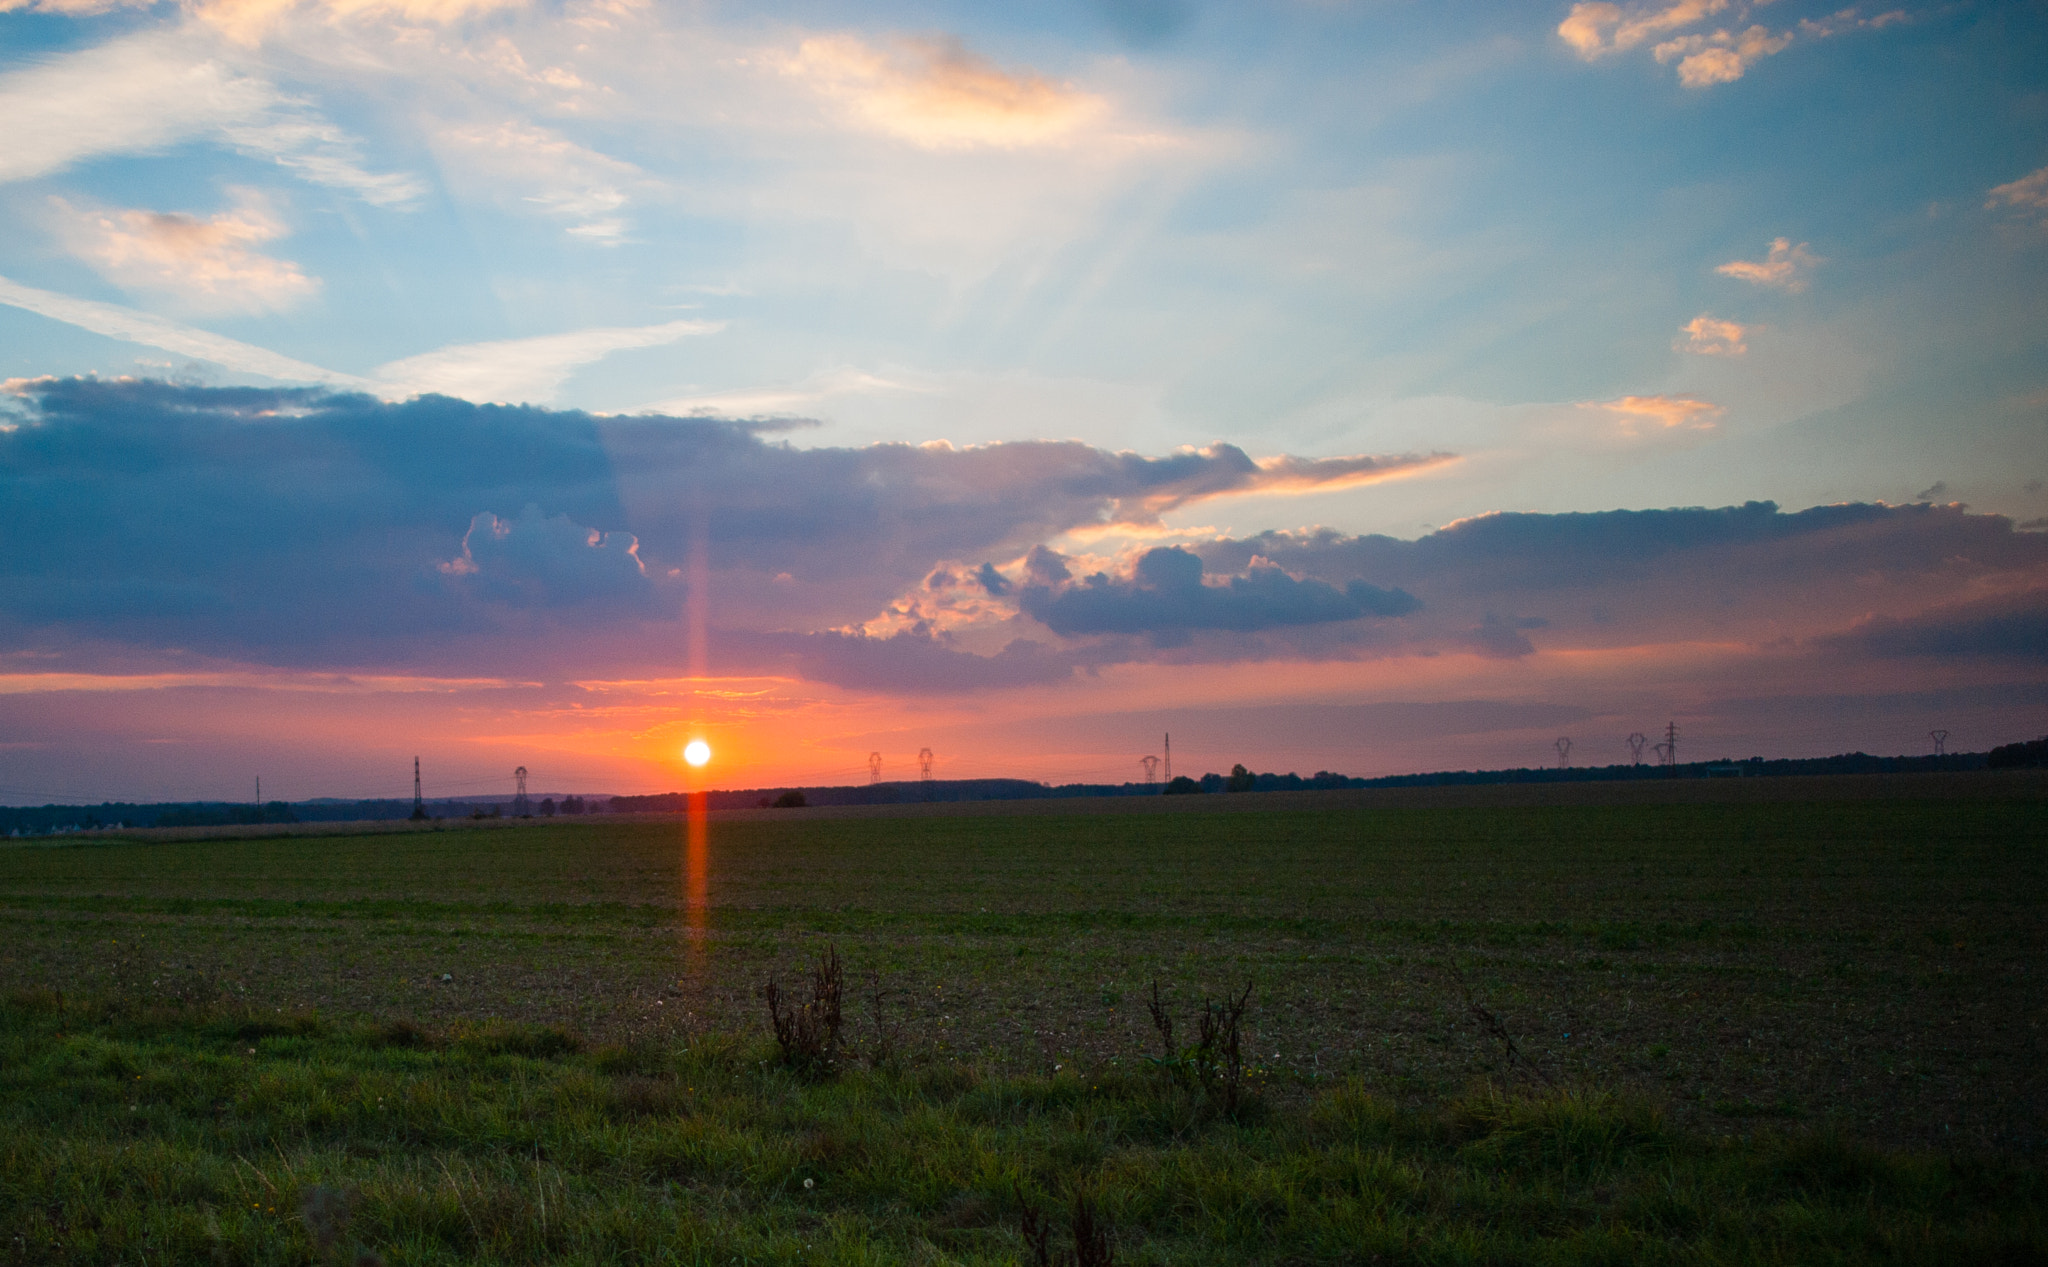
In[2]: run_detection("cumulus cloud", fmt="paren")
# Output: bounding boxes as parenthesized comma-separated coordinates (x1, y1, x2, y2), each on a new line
(1825, 590, 2048, 661)
(1986, 165, 2048, 221)
(782, 33, 1107, 150)
(1557, 0, 1729, 59)
(1582, 394, 1722, 433)
(1559, 1, 1893, 88)
(0, 380, 1447, 676)
(1017, 545, 1420, 640)
(1716, 237, 1821, 291)
(441, 504, 654, 610)
(1674, 314, 1748, 355)
(374, 320, 725, 404)
(4, 383, 2043, 698)
(48, 190, 319, 315)
(1652, 24, 1792, 87)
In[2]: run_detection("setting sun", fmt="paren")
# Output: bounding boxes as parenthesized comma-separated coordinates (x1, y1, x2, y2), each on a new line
(683, 739, 711, 767)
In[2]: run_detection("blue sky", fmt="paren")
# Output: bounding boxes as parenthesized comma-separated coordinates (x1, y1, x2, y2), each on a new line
(0, 0, 2043, 802)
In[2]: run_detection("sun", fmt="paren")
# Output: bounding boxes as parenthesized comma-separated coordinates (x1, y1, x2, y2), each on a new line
(683, 739, 712, 767)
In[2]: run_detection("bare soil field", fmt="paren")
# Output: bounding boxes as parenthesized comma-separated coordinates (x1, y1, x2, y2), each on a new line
(3, 772, 2042, 1155)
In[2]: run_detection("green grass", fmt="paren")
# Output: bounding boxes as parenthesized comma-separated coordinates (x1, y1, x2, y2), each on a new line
(3, 993, 2041, 1265)
(0, 793, 2044, 1259)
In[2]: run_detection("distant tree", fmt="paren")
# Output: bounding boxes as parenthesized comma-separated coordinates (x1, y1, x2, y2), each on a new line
(1988, 736, 2048, 769)
(756, 796, 772, 809)
(1226, 764, 1256, 792)
(774, 790, 808, 808)
(1162, 776, 1203, 795)
(540, 797, 556, 817)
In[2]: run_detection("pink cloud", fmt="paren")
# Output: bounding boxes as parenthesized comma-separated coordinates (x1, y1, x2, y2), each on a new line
(1675, 314, 1749, 355)
(1716, 237, 1821, 291)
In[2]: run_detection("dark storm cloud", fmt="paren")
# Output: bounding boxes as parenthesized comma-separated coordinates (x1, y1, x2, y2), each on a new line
(6, 379, 2047, 693)
(0, 378, 1435, 670)
(1018, 545, 1419, 638)
(1824, 590, 2048, 661)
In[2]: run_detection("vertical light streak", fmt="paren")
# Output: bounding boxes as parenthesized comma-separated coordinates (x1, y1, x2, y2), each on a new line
(683, 500, 711, 957)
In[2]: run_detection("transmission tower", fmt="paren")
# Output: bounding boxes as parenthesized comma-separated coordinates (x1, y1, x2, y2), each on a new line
(918, 747, 934, 801)
(1627, 732, 1647, 766)
(411, 757, 427, 821)
(868, 751, 883, 784)
(1163, 733, 1172, 783)
(1653, 720, 1678, 769)
(1555, 737, 1572, 769)
(513, 766, 531, 817)
(1140, 754, 1160, 785)
(1930, 729, 1949, 757)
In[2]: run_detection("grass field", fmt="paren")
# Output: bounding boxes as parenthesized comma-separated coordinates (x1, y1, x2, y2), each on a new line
(2, 781, 2044, 1261)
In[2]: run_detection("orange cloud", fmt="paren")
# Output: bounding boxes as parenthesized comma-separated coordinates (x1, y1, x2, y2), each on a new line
(1653, 24, 1793, 87)
(1675, 314, 1749, 355)
(49, 190, 319, 314)
(1716, 237, 1820, 291)
(1986, 165, 2048, 219)
(784, 33, 1106, 149)
(1557, 0, 1728, 58)
(1584, 394, 1723, 433)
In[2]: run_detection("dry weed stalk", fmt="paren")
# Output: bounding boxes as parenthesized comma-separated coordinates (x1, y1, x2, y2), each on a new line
(763, 946, 845, 1075)
(1445, 959, 1556, 1087)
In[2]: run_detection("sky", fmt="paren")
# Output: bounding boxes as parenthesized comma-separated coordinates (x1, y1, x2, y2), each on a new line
(0, 0, 2044, 805)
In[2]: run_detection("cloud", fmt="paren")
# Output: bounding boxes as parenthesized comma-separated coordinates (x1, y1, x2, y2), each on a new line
(48, 190, 319, 315)
(0, 0, 151, 12)
(1825, 590, 2048, 661)
(1674, 314, 1748, 355)
(1986, 165, 2048, 220)
(441, 504, 654, 610)
(0, 31, 422, 206)
(1017, 545, 1420, 640)
(782, 33, 1107, 150)
(373, 319, 725, 404)
(192, 0, 525, 44)
(428, 120, 643, 243)
(1798, 8, 1908, 39)
(1557, 0, 1729, 59)
(1652, 24, 1793, 88)
(0, 379, 1449, 675)
(0, 275, 369, 387)
(1582, 394, 1723, 433)
(1716, 237, 1821, 291)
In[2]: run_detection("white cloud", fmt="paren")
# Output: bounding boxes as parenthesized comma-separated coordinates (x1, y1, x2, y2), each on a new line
(1716, 237, 1820, 290)
(191, 0, 526, 45)
(429, 119, 642, 242)
(373, 319, 725, 403)
(49, 189, 320, 315)
(1675, 314, 1749, 355)
(0, 30, 422, 206)
(0, 274, 370, 386)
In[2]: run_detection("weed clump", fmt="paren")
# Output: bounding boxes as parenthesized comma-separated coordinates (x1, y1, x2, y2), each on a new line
(764, 946, 844, 1076)
(1145, 977, 1256, 1118)
(1019, 1186, 1115, 1267)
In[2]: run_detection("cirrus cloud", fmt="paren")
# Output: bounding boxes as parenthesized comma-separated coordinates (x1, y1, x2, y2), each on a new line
(782, 33, 1108, 150)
